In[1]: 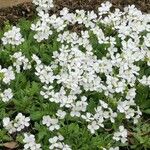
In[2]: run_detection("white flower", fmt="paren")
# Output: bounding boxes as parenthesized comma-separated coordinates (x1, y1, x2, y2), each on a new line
(12, 52, 31, 73)
(49, 135, 64, 144)
(143, 33, 150, 47)
(98, 1, 112, 15)
(87, 121, 99, 134)
(99, 100, 108, 109)
(117, 99, 141, 121)
(49, 135, 71, 150)
(33, 0, 54, 12)
(109, 147, 119, 150)
(62, 144, 72, 150)
(3, 117, 11, 127)
(81, 113, 94, 122)
(126, 88, 136, 100)
(0, 88, 13, 102)
(42, 115, 60, 131)
(3, 113, 30, 133)
(14, 113, 30, 131)
(109, 108, 117, 123)
(3, 117, 16, 134)
(23, 133, 35, 145)
(0, 66, 15, 84)
(23, 133, 42, 150)
(139, 75, 150, 87)
(70, 96, 88, 117)
(83, 99, 118, 133)
(113, 126, 128, 143)
(42, 115, 51, 126)
(2, 26, 24, 45)
(56, 109, 66, 119)
(33, 57, 55, 84)
(117, 100, 130, 113)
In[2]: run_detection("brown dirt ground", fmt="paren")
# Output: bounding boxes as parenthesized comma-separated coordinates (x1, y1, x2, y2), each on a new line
(0, 0, 150, 27)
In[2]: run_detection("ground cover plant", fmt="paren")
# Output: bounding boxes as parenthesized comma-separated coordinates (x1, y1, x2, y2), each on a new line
(0, 0, 150, 149)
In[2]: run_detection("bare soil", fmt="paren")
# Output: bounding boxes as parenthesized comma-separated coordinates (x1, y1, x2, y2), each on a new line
(0, 0, 150, 27)
(0, 0, 31, 8)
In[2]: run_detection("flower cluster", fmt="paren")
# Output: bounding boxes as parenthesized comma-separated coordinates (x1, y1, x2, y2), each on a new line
(23, 133, 42, 150)
(103, 147, 119, 150)
(29, 0, 150, 147)
(11, 52, 31, 73)
(42, 115, 60, 131)
(82, 100, 117, 134)
(70, 96, 88, 117)
(3, 113, 30, 133)
(0, 88, 13, 102)
(0, 65, 15, 84)
(56, 109, 66, 119)
(117, 99, 142, 124)
(49, 135, 71, 150)
(1, 26, 24, 45)
(143, 33, 150, 48)
(139, 75, 150, 87)
(1, 0, 150, 149)
(32, 0, 54, 12)
(113, 126, 128, 143)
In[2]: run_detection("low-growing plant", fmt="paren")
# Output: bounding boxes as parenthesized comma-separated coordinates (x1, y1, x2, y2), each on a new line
(0, 0, 150, 150)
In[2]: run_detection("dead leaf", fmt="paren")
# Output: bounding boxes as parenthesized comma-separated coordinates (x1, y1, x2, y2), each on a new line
(3, 141, 18, 149)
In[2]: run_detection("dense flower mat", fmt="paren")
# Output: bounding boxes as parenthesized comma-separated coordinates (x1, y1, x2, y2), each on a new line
(0, 0, 150, 149)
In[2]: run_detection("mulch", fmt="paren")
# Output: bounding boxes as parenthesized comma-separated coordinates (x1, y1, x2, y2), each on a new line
(0, 0, 150, 27)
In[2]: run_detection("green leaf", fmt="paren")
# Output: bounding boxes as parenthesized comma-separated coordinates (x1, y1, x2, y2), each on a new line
(30, 111, 44, 121)
(143, 109, 150, 114)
